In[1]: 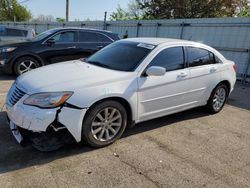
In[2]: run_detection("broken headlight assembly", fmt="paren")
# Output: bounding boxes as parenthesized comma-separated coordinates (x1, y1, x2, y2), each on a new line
(23, 92, 73, 108)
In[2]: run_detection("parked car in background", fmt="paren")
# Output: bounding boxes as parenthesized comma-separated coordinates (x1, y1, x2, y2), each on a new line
(5, 38, 236, 151)
(0, 28, 119, 75)
(0, 26, 36, 45)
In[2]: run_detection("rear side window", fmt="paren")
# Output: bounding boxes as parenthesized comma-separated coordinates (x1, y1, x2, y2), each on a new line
(96, 33, 112, 42)
(79, 32, 97, 42)
(187, 47, 215, 67)
(149, 47, 184, 71)
(0, 26, 5, 36)
(4, 28, 27, 37)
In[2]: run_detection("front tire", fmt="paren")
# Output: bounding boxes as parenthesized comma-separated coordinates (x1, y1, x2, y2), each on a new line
(207, 83, 228, 114)
(82, 100, 127, 148)
(14, 56, 40, 76)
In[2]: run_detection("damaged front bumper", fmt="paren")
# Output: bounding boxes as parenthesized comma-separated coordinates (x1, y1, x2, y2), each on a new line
(5, 95, 87, 151)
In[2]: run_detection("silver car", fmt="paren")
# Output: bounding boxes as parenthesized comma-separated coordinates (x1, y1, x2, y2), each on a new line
(0, 26, 36, 45)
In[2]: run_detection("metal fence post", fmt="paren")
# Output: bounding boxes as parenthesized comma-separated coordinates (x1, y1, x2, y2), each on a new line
(243, 50, 250, 83)
(136, 22, 142, 37)
(155, 23, 162, 37)
(180, 22, 190, 39)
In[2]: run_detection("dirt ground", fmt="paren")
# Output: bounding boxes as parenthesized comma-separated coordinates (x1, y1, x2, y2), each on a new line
(0, 72, 250, 188)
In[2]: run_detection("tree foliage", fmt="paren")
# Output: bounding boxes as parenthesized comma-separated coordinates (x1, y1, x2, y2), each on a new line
(136, 0, 250, 19)
(110, 1, 145, 20)
(0, 0, 31, 21)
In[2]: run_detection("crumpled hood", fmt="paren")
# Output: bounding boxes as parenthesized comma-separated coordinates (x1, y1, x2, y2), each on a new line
(17, 60, 135, 94)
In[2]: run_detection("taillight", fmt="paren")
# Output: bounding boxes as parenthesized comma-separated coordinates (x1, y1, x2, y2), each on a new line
(32, 30, 36, 38)
(233, 64, 236, 73)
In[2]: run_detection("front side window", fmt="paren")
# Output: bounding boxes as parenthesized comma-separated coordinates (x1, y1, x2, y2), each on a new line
(51, 31, 76, 43)
(85, 41, 154, 71)
(187, 47, 215, 67)
(149, 47, 184, 71)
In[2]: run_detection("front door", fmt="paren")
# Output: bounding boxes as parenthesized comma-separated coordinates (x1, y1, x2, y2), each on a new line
(138, 46, 191, 122)
(39, 31, 79, 64)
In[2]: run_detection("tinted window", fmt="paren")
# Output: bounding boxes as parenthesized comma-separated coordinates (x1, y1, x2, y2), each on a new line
(0, 26, 5, 36)
(96, 33, 112, 42)
(85, 41, 154, 71)
(79, 32, 97, 42)
(215, 55, 223, 64)
(5, 28, 27, 37)
(51, 31, 76, 43)
(150, 47, 184, 71)
(188, 47, 215, 67)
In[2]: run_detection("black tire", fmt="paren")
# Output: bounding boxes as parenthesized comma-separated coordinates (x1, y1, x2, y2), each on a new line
(14, 56, 40, 76)
(82, 100, 127, 148)
(206, 83, 228, 114)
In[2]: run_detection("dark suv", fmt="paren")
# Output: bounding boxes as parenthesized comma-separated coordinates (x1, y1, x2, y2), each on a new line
(0, 28, 119, 75)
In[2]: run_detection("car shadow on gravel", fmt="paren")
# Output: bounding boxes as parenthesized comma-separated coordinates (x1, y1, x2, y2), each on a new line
(0, 107, 210, 174)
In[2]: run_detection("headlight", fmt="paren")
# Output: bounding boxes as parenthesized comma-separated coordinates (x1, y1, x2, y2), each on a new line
(0, 47, 16, 53)
(23, 92, 73, 108)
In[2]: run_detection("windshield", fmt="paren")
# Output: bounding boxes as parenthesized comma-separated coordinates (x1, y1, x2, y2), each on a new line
(85, 41, 155, 71)
(31, 29, 56, 41)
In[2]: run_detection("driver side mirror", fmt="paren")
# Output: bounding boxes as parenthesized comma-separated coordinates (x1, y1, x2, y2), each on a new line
(146, 66, 166, 76)
(46, 38, 55, 45)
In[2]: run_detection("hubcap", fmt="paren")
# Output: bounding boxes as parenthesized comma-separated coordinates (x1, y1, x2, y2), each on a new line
(91, 107, 122, 142)
(18, 60, 37, 74)
(212, 87, 226, 111)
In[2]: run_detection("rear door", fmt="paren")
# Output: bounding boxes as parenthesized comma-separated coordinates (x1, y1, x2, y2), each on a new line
(76, 31, 113, 59)
(186, 46, 222, 103)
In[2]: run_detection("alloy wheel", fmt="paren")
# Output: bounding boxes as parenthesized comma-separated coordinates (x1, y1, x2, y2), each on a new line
(91, 107, 122, 142)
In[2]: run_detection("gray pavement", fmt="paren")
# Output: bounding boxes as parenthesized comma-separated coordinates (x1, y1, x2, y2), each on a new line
(0, 72, 250, 188)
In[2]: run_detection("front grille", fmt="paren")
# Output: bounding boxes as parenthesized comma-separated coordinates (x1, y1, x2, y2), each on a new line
(8, 84, 26, 106)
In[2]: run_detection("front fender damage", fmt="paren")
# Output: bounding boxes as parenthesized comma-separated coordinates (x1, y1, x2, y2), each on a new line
(20, 106, 87, 152)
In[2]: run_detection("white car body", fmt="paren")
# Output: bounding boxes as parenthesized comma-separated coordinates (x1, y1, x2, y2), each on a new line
(5, 38, 236, 145)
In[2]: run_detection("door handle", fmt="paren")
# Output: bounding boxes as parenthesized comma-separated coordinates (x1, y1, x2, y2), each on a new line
(97, 46, 103, 49)
(178, 72, 188, 78)
(210, 67, 217, 72)
(67, 46, 76, 49)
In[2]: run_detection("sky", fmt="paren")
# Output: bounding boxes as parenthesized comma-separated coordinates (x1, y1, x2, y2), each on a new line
(19, 0, 131, 21)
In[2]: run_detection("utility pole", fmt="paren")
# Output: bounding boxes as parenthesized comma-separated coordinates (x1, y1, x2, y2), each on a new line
(103, 11, 107, 30)
(66, 0, 69, 22)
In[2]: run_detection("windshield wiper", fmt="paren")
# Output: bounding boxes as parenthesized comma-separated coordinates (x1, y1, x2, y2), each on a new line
(86, 61, 111, 69)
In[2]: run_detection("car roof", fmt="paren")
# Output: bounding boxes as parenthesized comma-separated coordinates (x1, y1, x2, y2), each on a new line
(49, 27, 113, 34)
(0, 25, 31, 31)
(123, 37, 201, 46)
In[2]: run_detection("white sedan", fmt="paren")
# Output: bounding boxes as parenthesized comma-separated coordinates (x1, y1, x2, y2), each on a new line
(5, 38, 236, 151)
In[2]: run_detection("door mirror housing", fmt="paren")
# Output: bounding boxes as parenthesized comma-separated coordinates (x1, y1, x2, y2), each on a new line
(146, 66, 166, 76)
(46, 38, 56, 45)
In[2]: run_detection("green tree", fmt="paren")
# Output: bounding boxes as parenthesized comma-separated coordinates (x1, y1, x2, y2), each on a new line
(137, 0, 250, 19)
(110, 0, 145, 20)
(237, 8, 250, 16)
(0, 0, 31, 21)
(56, 17, 66, 22)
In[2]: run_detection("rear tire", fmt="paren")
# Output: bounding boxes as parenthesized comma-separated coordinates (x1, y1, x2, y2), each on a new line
(14, 56, 40, 76)
(206, 83, 228, 114)
(82, 100, 127, 148)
